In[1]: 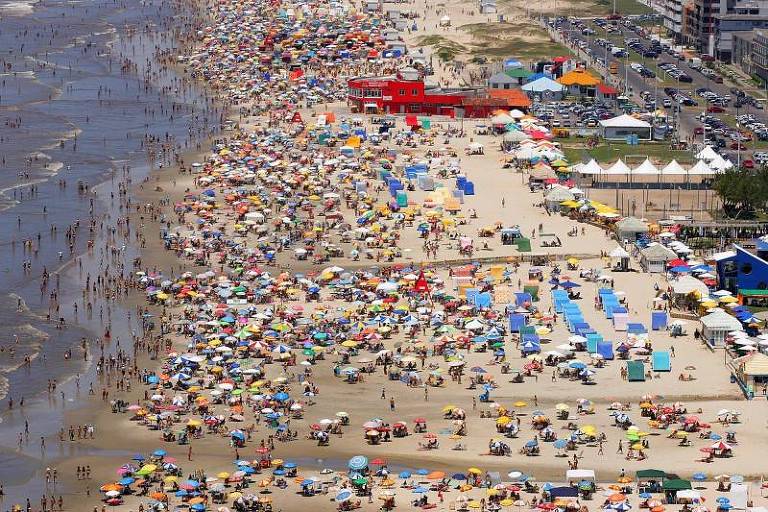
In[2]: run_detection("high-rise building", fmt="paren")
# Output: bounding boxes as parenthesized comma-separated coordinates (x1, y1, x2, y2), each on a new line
(687, 0, 768, 58)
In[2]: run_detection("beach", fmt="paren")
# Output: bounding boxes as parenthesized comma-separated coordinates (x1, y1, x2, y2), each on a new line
(0, 0, 766, 510)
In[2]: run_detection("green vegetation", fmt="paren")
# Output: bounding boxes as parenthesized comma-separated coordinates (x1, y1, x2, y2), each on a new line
(712, 167, 768, 218)
(415, 35, 467, 61)
(458, 22, 570, 61)
(594, 0, 653, 15)
(560, 138, 694, 164)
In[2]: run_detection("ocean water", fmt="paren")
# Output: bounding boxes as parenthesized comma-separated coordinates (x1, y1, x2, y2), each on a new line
(0, 0, 216, 502)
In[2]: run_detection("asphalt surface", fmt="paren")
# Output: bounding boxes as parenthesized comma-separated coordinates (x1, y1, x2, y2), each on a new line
(550, 17, 768, 153)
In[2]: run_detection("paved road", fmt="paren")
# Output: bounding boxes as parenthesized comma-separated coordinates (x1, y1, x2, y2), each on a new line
(550, 17, 768, 156)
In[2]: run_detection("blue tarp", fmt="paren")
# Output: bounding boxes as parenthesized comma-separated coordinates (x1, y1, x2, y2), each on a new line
(627, 323, 647, 334)
(474, 292, 492, 309)
(652, 351, 671, 372)
(597, 342, 614, 360)
(515, 293, 532, 307)
(508, 314, 526, 333)
(651, 311, 668, 331)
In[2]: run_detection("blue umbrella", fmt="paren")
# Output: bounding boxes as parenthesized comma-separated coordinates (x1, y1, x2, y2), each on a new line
(413, 486, 429, 493)
(119, 477, 135, 486)
(152, 449, 167, 457)
(348, 455, 368, 471)
(710, 433, 722, 440)
(301, 479, 315, 487)
(191, 504, 206, 512)
(336, 490, 353, 502)
(175, 489, 189, 497)
(692, 473, 707, 481)
(416, 468, 429, 476)
(639, 493, 652, 499)
(132, 454, 145, 461)
(452, 473, 467, 480)
(283, 462, 297, 469)
(399, 471, 412, 478)
(274, 392, 290, 402)
(716, 498, 730, 504)
(185, 479, 200, 488)
(569, 361, 587, 369)
(554, 439, 568, 449)
(731, 475, 744, 483)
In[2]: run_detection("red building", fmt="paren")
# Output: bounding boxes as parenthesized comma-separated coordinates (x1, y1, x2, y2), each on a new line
(347, 71, 531, 118)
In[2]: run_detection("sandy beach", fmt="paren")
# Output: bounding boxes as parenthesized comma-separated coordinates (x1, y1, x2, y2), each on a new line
(1, 0, 767, 510)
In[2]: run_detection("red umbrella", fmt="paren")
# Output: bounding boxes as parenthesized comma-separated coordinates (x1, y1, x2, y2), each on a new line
(413, 418, 426, 423)
(371, 458, 387, 465)
(423, 433, 437, 439)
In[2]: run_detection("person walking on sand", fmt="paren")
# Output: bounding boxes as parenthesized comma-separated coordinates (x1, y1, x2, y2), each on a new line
(617, 440, 623, 454)
(187, 444, 192, 461)
(390, 397, 395, 411)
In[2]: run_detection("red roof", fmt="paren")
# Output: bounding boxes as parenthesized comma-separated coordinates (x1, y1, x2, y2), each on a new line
(487, 88, 532, 108)
(598, 84, 618, 95)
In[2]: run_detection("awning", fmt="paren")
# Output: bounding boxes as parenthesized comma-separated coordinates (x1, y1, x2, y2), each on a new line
(663, 479, 692, 491)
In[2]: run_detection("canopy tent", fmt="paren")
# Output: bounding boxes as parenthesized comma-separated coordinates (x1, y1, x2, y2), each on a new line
(695, 145, 720, 161)
(545, 187, 575, 208)
(671, 275, 710, 296)
(503, 130, 531, 143)
(636, 469, 667, 479)
(640, 243, 677, 273)
(615, 216, 649, 240)
(687, 160, 715, 176)
(661, 160, 687, 175)
(632, 158, 659, 175)
(599, 115, 652, 141)
(605, 159, 632, 175)
(578, 159, 603, 175)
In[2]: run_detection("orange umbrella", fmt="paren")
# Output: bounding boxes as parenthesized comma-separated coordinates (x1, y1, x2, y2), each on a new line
(427, 471, 446, 480)
(100, 483, 122, 492)
(150, 492, 167, 501)
(609, 494, 626, 503)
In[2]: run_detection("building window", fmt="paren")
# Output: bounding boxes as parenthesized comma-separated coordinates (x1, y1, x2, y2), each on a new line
(412, 89, 419, 96)
(399, 89, 405, 96)
(742, 262, 753, 275)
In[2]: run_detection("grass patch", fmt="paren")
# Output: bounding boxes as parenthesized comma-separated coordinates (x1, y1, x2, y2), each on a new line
(594, 0, 653, 15)
(415, 35, 467, 62)
(458, 22, 570, 61)
(560, 138, 694, 163)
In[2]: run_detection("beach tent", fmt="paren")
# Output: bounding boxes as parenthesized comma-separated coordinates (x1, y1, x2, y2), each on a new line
(615, 216, 649, 241)
(695, 145, 720, 162)
(577, 159, 603, 175)
(545, 187, 575, 210)
(566, 469, 596, 483)
(661, 160, 687, 176)
(627, 361, 645, 382)
(597, 341, 614, 360)
(632, 158, 659, 175)
(605, 159, 632, 175)
(636, 469, 667, 479)
(671, 275, 709, 296)
(652, 351, 671, 372)
(613, 311, 629, 331)
(687, 160, 715, 176)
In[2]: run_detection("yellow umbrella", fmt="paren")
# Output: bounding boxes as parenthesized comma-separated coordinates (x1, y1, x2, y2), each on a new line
(513, 401, 528, 407)
(163, 476, 178, 483)
(555, 403, 570, 411)
(187, 419, 202, 427)
(341, 340, 358, 348)
(501, 499, 515, 506)
(467, 467, 482, 475)
(581, 425, 597, 436)
(496, 416, 512, 425)
(442, 405, 457, 413)
(468, 501, 482, 509)
(719, 296, 738, 304)
(631, 443, 644, 450)
(217, 472, 230, 479)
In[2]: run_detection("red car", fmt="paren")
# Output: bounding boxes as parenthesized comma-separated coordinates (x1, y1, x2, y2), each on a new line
(694, 127, 705, 135)
(742, 159, 755, 168)
(707, 105, 725, 113)
(730, 142, 747, 150)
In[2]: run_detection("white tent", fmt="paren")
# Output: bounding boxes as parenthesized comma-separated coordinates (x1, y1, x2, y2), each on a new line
(605, 159, 631, 175)
(521, 76, 565, 94)
(687, 160, 715, 175)
(672, 275, 710, 296)
(709, 155, 733, 171)
(661, 160, 687, 175)
(599, 114, 652, 140)
(509, 109, 526, 119)
(695, 145, 720, 161)
(610, 246, 631, 258)
(578, 159, 603, 175)
(632, 158, 659, 175)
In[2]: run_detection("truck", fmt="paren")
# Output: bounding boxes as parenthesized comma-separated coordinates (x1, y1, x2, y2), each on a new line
(688, 57, 702, 70)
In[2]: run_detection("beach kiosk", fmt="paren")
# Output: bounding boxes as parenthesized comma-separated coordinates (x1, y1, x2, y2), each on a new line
(700, 310, 743, 348)
(639, 244, 677, 273)
(614, 217, 649, 242)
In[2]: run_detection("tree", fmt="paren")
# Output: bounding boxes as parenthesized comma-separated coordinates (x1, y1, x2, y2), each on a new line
(712, 166, 768, 218)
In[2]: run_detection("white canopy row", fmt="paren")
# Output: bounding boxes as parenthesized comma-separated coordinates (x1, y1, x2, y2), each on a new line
(573, 157, 732, 176)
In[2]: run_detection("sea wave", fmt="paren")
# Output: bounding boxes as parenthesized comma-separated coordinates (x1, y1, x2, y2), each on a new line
(0, 0, 39, 15)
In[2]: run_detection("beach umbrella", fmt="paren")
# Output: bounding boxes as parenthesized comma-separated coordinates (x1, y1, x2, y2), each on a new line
(399, 471, 412, 478)
(413, 486, 429, 493)
(348, 455, 368, 471)
(692, 473, 707, 481)
(416, 468, 430, 476)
